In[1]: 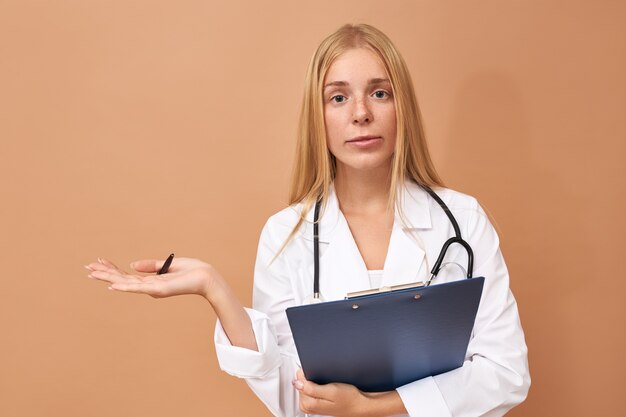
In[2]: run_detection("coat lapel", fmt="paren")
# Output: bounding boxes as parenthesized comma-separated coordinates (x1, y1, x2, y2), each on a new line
(321, 214, 370, 300)
(382, 181, 434, 287)
(381, 221, 427, 286)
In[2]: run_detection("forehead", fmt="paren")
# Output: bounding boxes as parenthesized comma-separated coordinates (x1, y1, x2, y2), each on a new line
(324, 48, 388, 82)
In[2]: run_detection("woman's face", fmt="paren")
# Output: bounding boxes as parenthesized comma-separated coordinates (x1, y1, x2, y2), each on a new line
(323, 47, 397, 175)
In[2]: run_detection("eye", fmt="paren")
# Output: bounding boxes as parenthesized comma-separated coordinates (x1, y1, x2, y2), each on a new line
(373, 90, 389, 99)
(331, 95, 347, 103)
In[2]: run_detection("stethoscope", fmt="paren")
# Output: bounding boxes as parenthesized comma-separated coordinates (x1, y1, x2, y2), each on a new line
(310, 184, 474, 301)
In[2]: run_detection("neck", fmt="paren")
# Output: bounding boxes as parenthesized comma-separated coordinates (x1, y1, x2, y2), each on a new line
(333, 162, 393, 215)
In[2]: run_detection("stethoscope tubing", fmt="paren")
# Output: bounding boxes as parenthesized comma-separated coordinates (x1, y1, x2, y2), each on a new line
(312, 184, 474, 298)
(313, 200, 321, 298)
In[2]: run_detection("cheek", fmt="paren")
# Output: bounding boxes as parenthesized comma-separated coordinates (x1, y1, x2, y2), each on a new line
(386, 107, 397, 130)
(385, 108, 397, 148)
(324, 110, 343, 143)
(388, 112, 398, 143)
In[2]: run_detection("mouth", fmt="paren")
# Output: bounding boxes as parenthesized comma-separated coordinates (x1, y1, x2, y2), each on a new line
(347, 135, 382, 143)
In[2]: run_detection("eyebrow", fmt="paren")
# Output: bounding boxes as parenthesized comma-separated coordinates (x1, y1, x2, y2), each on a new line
(323, 78, 391, 90)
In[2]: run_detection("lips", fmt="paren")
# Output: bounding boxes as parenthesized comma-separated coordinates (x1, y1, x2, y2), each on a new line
(347, 135, 381, 143)
(345, 135, 383, 149)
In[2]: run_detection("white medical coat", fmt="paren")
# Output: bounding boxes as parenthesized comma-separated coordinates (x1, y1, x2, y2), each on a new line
(214, 182, 530, 417)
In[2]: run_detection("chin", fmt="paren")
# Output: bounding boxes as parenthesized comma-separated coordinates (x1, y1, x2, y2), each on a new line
(336, 156, 394, 174)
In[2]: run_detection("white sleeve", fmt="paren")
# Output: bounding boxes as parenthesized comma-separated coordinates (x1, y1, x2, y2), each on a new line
(213, 219, 303, 417)
(397, 201, 531, 417)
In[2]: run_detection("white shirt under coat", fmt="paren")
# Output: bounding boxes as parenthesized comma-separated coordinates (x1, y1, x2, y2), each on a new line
(214, 181, 530, 417)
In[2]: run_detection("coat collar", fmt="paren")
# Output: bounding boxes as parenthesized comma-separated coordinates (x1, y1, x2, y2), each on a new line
(394, 180, 433, 230)
(299, 180, 434, 301)
(300, 180, 433, 243)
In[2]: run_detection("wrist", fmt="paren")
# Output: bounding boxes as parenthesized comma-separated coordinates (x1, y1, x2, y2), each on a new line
(200, 264, 226, 302)
(358, 393, 377, 417)
(361, 390, 406, 417)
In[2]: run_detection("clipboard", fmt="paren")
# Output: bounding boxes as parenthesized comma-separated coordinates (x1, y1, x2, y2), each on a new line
(286, 277, 484, 392)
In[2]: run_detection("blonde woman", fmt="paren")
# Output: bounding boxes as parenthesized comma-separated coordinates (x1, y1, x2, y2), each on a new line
(87, 24, 530, 417)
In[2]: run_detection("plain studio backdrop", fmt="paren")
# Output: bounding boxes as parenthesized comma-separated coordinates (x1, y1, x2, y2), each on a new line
(1, 1, 624, 416)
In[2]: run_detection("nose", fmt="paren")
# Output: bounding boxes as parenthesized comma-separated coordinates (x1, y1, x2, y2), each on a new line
(352, 98, 372, 124)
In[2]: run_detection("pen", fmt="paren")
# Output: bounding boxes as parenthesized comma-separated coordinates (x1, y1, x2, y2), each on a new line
(157, 253, 174, 275)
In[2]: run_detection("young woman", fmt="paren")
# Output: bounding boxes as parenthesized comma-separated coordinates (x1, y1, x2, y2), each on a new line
(87, 24, 530, 417)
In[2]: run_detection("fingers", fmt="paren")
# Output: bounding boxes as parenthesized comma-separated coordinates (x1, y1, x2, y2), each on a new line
(84, 258, 127, 275)
(97, 257, 118, 270)
(293, 369, 307, 391)
(110, 281, 165, 297)
(88, 269, 144, 285)
(85, 258, 146, 286)
(294, 370, 330, 399)
(99, 257, 130, 275)
(293, 371, 348, 416)
(298, 391, 319, 415)
(302, 379, 332, 400)
(297, 385, 334, 415)
(84, 262, 109, 272)
(85, 257, 168, 275)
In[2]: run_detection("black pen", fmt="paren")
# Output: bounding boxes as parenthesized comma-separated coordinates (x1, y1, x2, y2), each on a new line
(157, 253, 175, 275)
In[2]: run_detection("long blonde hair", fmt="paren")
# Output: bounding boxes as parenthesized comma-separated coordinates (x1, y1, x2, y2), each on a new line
(281, 23, 444, 252)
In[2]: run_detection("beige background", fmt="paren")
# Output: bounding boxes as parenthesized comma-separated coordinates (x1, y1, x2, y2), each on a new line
(1, 1, 624, 416)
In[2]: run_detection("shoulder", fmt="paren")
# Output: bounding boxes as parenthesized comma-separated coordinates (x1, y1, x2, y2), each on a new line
(403, 180, 479, 209)
(409, 183, 494, 240)
(262, 187, 342, 246)
(422, 185, 485, 221)
(436, 187, 500, 250)
(261, 204, 301, 234)
(401, 181, 483, 228)
(430, 186, 480, 213)
(258, 203, 308, 249)
(267, 202, 303, 226)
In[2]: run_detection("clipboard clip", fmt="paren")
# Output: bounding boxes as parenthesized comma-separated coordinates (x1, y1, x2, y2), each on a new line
(345, 281, 425, 300)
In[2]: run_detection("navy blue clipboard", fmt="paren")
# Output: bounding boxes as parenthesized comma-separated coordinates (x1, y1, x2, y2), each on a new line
(286, 277, 484, 392)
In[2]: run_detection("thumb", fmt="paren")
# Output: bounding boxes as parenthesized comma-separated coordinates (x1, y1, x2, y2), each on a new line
(130, 259, 165, 273)
(296, 368, 307, 381)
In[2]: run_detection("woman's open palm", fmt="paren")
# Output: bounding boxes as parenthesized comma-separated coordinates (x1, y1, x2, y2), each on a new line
(86, 257, 214, 298)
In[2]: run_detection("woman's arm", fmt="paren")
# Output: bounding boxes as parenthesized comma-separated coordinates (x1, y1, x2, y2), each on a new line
(211, 217, 304, 417)
(203, 270, 258, 351)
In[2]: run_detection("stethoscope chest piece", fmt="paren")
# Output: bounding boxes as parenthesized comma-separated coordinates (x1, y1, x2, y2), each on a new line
(302, 293, 326, 305)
